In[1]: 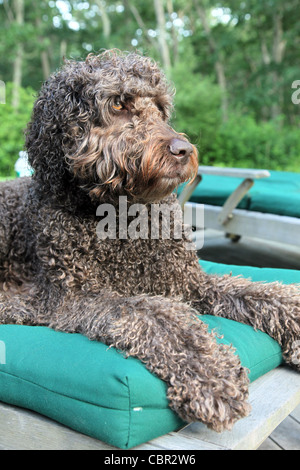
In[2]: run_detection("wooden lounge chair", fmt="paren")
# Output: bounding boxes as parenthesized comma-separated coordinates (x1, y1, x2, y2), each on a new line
(178, 166, 300, 249)
(0, 169, 299, 450)
(0, 259, 299, 450)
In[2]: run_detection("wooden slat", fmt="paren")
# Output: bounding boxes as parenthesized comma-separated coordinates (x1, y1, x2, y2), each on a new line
(266, 415, 300, 450)
(186, 203, 300, 247)
(199, 228, 300, 270)
(290, 403, 300, 422)
(173, 367, 300, 450)
(197, 166, 271, 179)
(217, 178, 254, 225)
(0, 402, 114, 450)
(257, 437, 282, 450)
(178, 166, 270, 208)
(178, 174, 202, 208)
(135, 432, 225, 450)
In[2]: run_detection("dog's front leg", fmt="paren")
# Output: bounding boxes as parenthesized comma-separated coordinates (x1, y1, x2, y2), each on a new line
(45, 289, 250, 431)
(191, 270, 300, 370)
(0, 292, 41, 326)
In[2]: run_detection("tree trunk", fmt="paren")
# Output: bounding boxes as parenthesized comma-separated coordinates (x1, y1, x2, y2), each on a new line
(34, 2, 51, 81)
(154, 0, 171, 71)
(166, 0, 179, 65)
(60, 39, 67, 62)
(261, 37, 271, 66)
(194, 0, 228, 122)
(271, 7, 286, 120)
(95, 0, 112, 47)
(41, 50, 51, 80)
(128, 1, 159, 51)
(12, 0, 24, 110)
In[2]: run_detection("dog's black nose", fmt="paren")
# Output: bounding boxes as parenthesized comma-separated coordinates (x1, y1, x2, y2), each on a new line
(169, 138, 194, 161)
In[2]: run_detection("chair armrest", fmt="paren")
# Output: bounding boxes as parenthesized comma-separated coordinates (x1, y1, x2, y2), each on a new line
(197, 166, 270, 179)
(178, 166, 271, 223)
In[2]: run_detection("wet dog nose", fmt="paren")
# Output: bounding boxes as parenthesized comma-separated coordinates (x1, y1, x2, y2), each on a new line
(169, 138, 194, 161)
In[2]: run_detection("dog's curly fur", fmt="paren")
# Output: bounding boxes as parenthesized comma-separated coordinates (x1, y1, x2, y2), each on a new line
(0, 50, 299, 433)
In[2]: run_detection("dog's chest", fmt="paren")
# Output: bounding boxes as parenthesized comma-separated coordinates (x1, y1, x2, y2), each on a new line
(78, 233, 182, 296)
(38, 206, 189, 297)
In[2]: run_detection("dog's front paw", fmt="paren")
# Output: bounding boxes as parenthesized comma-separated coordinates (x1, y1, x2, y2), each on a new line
(167, 343, 251, 432)
(281, 296, 300, 371)
(286, 339, 300, 371)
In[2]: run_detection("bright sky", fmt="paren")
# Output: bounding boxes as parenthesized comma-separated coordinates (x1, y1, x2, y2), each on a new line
(52, 1, 237, 32)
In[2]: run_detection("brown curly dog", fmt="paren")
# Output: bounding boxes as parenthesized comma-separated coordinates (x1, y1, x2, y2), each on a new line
(0, 50, 299, 432)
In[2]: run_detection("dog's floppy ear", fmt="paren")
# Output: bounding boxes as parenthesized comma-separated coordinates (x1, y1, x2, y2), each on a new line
(26, 78, 67, 198)
(25, 62, 94, 201)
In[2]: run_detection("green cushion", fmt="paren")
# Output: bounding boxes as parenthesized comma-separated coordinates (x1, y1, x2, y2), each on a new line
(200, 259, 300, 284)
(178, 174, 250, 210)
(0, 261, 295, 448)
(199, 316, 282, 383)
(179, 170, 300, 218)
(0, 325, 183, 449)
(249, 171, 300, 218)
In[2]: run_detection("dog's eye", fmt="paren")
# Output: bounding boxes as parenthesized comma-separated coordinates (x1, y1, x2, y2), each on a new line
(112, 99, 123, 111)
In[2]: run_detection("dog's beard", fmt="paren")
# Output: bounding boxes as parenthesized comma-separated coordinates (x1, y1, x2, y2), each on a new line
(68, 124, 198, 204)
(134, 144, 198, 203)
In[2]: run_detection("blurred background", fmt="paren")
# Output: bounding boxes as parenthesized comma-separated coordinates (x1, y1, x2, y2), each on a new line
(0, 0, 299, 178)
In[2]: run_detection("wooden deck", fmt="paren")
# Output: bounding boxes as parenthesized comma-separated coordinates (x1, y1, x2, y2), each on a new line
(199, 229, 300, 450)
(198, 229, 300, 270)
(258, 404, 300, 450)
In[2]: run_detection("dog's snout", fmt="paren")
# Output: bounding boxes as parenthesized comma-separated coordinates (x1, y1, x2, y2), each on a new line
(169, 138, 194, 161)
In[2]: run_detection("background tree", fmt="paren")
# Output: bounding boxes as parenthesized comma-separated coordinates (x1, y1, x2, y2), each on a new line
(0, 0, 299, 178)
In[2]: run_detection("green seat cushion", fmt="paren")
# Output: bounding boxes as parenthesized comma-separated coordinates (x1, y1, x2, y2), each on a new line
(249, 171, 300, 218)
(179, 170, 300, 218)
(0, 325, 183, 449)
(200, 259, 300, 285)
(0, 261, 295, 449)
(178, 174, 250, 210)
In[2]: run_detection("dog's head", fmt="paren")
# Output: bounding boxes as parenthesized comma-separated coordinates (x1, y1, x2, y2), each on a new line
(26, 50, 198, 204)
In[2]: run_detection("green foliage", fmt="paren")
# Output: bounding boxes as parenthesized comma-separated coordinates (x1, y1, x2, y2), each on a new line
(0, 0, 299, 176)
(203, 115, 300, 172)
(0, 83, 35, 176)
(171, 54, 222, 151)
(171, 48, 300, 173)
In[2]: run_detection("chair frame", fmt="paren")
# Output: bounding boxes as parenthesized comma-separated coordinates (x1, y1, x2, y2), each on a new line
(178, 166, 300, 249)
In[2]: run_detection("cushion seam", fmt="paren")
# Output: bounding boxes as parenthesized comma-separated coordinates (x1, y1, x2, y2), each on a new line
(0, 369, 130, 412)
(247, 353, 283, 370)
(126, 375, 132, 449)
(0, 369, 170, 412)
